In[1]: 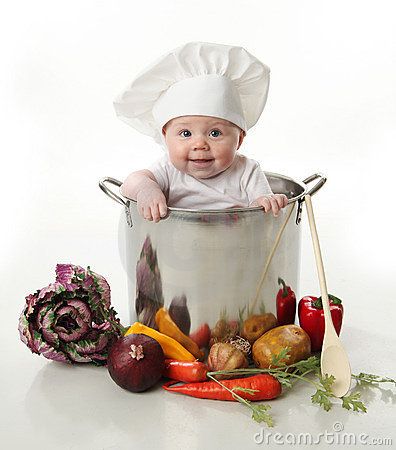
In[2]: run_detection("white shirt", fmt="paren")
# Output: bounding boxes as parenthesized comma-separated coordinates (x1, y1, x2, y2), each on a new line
(149, 153, 273, 209)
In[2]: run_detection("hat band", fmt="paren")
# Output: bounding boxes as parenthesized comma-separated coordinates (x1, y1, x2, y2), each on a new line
(152, 74, 246, 132)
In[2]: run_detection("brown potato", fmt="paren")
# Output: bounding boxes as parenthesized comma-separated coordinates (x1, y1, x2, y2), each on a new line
(241, 313, 277, 344)
(252, 324, 311, 368)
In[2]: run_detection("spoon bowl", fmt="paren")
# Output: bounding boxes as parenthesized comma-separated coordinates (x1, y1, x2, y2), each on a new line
(321, 343, 351, 397)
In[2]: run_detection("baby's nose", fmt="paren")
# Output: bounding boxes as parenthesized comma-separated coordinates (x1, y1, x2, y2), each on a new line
(193, 137, 209, 150)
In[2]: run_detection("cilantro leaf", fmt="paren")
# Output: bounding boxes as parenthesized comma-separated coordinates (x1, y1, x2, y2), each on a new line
(251, 403, 274, 427)
(273, 372, 293, 388)
(342, 392, 367, 413)
(319, 373, 336, 392)
(311, 389, 333, 411)
(293, 356, 321, 374)
(270, 347, 291, 367)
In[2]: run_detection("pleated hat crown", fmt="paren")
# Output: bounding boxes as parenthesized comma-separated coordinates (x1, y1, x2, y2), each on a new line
(114, 41, 270, 146)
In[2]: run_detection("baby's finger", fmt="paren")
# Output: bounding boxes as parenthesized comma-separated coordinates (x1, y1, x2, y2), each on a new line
(151, 204, 161, 223)
(282, 195, 289, 208)
(159, 202, 168, 218)
(260, 197, 271, 212)
(143, 205, 153, 221)
(269, 197, 280, 216)
(275, 194, 287, 210)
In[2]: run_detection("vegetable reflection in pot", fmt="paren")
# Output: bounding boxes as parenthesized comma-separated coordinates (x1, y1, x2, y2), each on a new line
(276, 278, 296, 326)
(135, 236, 164, 328)
(169, 294, 191, 335)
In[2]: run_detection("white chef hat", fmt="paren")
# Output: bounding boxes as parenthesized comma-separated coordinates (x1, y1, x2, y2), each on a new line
(114, 41, 270, 147)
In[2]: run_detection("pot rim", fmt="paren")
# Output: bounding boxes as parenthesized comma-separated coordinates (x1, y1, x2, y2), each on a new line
(123, 171, 306, 214)
(99, 172, 326, 215)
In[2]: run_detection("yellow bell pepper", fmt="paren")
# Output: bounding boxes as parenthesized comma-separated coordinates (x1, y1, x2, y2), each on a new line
(125, 322, 196, 362)
(155, 307, 204, 360)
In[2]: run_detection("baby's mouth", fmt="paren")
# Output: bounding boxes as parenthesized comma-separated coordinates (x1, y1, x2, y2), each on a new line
(189, 158, 214, 163)
(189, 158, 215, 168)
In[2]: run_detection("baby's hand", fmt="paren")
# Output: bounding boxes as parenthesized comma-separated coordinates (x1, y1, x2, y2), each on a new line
(251, 194, 288, 217)
(136, 187, 168, 223)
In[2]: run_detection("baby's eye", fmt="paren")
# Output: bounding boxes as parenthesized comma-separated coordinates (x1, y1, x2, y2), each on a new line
(180, 130, 191, 138)
(210, 129, 222, 137)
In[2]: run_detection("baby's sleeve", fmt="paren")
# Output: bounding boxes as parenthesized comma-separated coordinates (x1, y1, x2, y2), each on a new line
(148, 154, 170, 193)
(244, 160, 273, 204)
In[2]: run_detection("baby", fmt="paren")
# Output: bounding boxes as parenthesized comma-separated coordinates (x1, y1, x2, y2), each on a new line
(121, 115, 287, 222)
(114, 42, 288, 221)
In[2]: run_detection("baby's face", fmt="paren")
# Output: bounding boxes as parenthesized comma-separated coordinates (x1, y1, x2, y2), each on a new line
(162, 116, 245, 179)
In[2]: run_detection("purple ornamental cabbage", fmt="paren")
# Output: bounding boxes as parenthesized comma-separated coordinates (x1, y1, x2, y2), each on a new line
(18, 264, 124, 365)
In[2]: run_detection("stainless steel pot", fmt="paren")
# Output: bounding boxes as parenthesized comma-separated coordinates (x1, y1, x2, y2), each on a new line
(100, 173, 326, 335)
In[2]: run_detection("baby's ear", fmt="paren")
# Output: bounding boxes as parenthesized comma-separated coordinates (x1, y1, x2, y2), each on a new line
(238, 130, 245, 149)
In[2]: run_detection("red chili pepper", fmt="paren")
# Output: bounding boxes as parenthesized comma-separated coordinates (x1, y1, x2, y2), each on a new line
(298, 294, 343, 352)
(163, 374, 281, 401)
(163, 359, 209, 383)
(276, 278, 296, 325)
(189, 323, 211, 348)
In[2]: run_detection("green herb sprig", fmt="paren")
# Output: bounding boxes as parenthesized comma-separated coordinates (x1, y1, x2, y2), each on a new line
(207, 348, 395, 426)
(352, 372, 396, 387)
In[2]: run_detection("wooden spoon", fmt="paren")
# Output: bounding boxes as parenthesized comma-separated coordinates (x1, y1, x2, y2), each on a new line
(304, 194, 351, 397)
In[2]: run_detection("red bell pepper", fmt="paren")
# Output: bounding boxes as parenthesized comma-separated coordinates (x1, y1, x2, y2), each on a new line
(276, 278, 296, 325)
(298, 295, 343, 352)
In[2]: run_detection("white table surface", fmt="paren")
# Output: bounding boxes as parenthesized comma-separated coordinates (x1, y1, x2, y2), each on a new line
(2, 321, 396, 450)
(4, 326, 395, 450)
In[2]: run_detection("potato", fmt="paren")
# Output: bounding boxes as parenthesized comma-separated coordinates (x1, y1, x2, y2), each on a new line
(241, 313, 277, 344)
(252, 324, 311, 368)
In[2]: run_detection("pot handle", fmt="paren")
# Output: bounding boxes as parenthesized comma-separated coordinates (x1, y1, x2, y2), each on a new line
(302, 173, 327, 197)
(98, 177, 127, 206)
(295, 173, 327, 224)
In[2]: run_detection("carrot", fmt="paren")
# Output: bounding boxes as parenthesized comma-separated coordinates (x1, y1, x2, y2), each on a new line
(163, 359, 209, 383)
(163, 374, 281, 401)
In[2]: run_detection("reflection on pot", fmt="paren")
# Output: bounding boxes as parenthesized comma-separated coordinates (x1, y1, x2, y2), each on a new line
(135, 236, 164, 329)
(135, 234, 297, 353)
(168, 294, 191, 335)
(135, 236, 192, 332)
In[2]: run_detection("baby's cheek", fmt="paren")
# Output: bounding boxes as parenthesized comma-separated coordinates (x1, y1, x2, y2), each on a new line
(168, 153, 188, 173)
(217, 147, 237, 168)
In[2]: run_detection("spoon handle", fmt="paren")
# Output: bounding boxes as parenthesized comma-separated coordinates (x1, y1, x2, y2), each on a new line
(304, 195, 335, 333)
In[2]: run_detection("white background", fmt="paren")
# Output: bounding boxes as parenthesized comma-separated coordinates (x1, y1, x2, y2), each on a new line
(1, 1, 395, 449)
